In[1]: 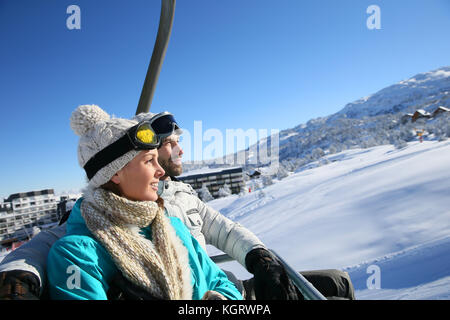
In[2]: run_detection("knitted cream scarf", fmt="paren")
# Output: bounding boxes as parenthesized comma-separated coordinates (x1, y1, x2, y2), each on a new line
(81, 187, 192, 300)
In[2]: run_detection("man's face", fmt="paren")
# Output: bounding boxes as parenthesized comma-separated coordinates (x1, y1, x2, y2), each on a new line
(157, 134, 183, 177)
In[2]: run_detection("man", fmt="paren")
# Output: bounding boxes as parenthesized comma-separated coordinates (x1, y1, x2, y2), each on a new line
(0, 111, 354, 300)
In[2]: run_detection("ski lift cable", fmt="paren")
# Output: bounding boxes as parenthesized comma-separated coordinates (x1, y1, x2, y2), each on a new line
(135, 0, 176, 115)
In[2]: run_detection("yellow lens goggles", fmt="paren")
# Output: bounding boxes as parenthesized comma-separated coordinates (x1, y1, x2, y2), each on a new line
(136, 123, 158, 144)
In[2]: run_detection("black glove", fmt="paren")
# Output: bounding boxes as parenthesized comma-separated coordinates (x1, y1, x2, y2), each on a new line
(107, 272, 161, 300)
(245, 248, 302, 300)
(0, 270, 41, 300)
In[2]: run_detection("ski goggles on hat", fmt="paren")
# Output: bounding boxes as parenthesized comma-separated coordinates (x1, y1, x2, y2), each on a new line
(83, 120, 162, 180)
(143, 111, 181, 139)
(83, 112, 181, 180)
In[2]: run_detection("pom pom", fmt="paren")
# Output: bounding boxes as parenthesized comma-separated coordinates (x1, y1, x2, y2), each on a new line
(70, 104, 110, 136)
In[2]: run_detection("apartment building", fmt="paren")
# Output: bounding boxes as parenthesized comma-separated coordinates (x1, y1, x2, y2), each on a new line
(0, 189, 59, 242)
(178, 166, 245, 200)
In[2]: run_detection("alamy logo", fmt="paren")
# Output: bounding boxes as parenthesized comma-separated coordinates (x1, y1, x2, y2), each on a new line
(366, 264, 381, 289)
(66, 5, 81, 30)
(66, 265, 81, 290)
(178, 121, 280, 170)
(366, 5, 381, 30)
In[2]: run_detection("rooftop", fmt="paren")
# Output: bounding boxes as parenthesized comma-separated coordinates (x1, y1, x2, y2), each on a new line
(5, 189, 55, 203)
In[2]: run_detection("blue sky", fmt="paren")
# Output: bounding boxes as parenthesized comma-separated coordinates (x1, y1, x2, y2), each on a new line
(1, 0, 449, 198)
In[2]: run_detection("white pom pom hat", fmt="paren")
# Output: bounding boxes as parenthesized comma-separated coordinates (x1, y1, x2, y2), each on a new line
(70, 104, 141, 188)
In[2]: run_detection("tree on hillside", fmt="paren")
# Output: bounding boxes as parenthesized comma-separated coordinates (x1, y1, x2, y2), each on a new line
(199, 183, 214, 202)
(277, 165, 289, 180)
(261, 174, 274, 187)
(218, 183, 232, 198)
(239, 183, 249, 196)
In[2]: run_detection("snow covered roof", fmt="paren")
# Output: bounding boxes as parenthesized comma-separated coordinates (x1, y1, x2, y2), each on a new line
(433, 106, 450, 113)
(247, 170, 261, 177)
(412, 110, 432, 122)
(414, 109, 431, 116)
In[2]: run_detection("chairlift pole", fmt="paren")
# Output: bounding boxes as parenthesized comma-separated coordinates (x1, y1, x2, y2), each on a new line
(270, 250, 327, 300)
(135, 0, 176, 115)
(210, 250, 327, 300)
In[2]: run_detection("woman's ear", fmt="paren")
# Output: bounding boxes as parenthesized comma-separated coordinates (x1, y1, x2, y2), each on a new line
(111, 173, 121, 185)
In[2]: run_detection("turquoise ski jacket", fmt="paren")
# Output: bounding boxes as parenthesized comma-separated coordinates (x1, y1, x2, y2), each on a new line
(47, 199, 242, 300)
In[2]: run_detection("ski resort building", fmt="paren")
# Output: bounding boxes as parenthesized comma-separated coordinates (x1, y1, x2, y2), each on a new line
(412, 109, 432, 122)
(178, 166, 245, 200)
(0, 189, 59, 243)
(432, 106, 450, 117)
(247, 169, 262, 179)
(403, 107, 449, 123)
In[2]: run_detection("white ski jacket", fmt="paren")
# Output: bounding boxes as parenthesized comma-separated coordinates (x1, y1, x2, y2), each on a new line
(159, 180, 264, 267)
(0, 180, 264, 291)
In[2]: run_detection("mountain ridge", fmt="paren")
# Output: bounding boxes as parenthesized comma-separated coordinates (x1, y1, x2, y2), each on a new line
(183, 66, 450, 174)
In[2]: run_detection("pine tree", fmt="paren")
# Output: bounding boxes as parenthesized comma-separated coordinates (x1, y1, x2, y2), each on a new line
(277, 165, 289, 180)
(261, 174, 274, 186)
(239, 183, 249, 196)
(218, 183, 232, 198)
(199, 183, 214, 202)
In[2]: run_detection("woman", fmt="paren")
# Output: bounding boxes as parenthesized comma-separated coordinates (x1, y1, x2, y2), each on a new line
(46, 105, 242, 300)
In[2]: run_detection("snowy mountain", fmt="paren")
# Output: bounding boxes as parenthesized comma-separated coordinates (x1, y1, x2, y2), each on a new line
(334, 66, 450, 119)
(183, 66, 450, 175)
(206, 140, 450, 299)
(270, 66, 450, 169)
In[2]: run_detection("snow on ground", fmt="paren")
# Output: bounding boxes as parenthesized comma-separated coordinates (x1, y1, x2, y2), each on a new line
(345, 236, 450, 300)
(206, 140, 450, 299)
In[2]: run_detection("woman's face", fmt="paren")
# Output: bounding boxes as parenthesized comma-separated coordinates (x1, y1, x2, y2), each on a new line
(111, 149, 165, 201)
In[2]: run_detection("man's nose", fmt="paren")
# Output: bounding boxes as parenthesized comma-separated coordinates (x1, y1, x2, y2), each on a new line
(173, 143, 183, 156)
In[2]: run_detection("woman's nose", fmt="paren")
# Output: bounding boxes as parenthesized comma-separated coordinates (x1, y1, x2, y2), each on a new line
(155, 163, 165, 178)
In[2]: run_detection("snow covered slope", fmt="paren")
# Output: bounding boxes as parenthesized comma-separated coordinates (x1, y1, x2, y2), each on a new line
(344, 236, 450, 300)
(206, 140, 450, 299)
